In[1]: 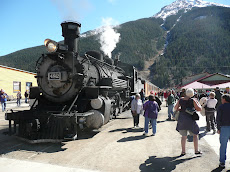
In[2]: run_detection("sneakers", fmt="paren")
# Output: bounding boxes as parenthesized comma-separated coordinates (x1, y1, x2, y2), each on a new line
(143, 132, 147, 136)
(151, 133, 155, 136)
(213, 130, 216, 134)
(219, 162, 225, 168)
(195, 151, 202, 155)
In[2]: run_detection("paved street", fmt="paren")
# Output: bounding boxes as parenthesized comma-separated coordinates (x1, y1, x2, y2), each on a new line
(0, 101, 229, 172)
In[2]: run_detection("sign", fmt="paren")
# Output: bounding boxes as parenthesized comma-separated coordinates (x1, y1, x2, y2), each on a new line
(13, 81, 21, 93)
(48, 72, 61, 80)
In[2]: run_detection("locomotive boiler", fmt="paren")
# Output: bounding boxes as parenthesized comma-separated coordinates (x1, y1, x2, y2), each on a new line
(5, 21, 145, 142)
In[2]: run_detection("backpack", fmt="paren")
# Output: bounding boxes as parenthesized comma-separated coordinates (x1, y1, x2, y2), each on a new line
(147, 101, 158, 118)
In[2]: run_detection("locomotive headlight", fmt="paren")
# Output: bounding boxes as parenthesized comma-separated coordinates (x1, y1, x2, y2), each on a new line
(44, 39, 58, 52)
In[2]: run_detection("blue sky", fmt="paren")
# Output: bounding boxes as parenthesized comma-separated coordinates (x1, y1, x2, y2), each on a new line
(0, 0, 230, 56)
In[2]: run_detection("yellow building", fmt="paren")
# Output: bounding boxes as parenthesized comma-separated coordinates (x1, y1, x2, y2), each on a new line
(0, 65, 37, 99)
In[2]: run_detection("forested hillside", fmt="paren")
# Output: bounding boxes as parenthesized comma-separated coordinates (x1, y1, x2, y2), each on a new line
(150, 6, 230, 87)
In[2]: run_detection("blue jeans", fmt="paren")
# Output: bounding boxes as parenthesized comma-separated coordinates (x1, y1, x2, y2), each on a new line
(144, 117, 156, 134)
(220, 126, 230, 163)
(17, 98, 21, 106)
(168, 104, 174, 119)
(1, 102, 6, 112)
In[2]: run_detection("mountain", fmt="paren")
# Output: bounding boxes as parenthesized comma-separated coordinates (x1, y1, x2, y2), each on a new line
(154, 0, 230, 19)
(151, 6, 230, 87)
(1, 0, 230, 88)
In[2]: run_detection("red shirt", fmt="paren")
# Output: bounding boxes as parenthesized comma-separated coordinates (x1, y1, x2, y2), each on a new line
(164, 92, 168, 98)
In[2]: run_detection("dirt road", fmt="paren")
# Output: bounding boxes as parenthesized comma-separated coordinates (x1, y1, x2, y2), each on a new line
(0, 102, 225, 172)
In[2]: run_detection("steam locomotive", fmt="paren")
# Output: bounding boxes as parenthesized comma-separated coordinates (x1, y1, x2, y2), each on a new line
(5, 21, 158, 142)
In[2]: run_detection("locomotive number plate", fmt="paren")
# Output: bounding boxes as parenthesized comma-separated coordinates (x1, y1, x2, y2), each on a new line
(48, 72, 61, 80)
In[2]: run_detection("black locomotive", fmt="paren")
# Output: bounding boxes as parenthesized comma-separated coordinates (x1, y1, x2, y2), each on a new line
(5, 21, 147, 142)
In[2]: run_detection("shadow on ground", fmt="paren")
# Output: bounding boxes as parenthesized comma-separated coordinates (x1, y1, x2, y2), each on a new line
(0, 129, 100, 155)
(117, 135, 148, 142)
(0, 138, 66, 155)
(157, 120, 166, 124)
(109, 127, 144, 133)
(211, 166, 227, 172)
(139, 155, 200, 172)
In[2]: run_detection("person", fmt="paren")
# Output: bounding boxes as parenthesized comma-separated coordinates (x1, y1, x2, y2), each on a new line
(167, 90, 175, 121)
(164, 91, 168, 107)
(216, 94, 230, 169)
(150, 91, 162, 111)
(1, 90, 7, 112)
(16, 91, 21, 107)
(215, 87, 222, 110)
(131, 94, 143, 128)
(24, 91, 29, 103)
(160, 91, 164, 102)
(205, 92, 217, 134)
(174, 88, 202, 156)
(139, 89, 145, 103)
(199, 90, 207, 100)
(172, 90, 179, 100)
(143, 95, 159, 136)
(224, 87, 230, 94)
(180, 88, 186, 98)
(194, 89, 199, 99)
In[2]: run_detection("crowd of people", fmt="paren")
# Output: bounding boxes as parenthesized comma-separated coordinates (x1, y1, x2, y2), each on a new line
(131, 86, 230, 169)
(0, 89, 30, 112)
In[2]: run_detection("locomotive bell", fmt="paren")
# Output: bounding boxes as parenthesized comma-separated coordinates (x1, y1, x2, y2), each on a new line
(61, 21, 81, 53)
(91, 97, 103, 109)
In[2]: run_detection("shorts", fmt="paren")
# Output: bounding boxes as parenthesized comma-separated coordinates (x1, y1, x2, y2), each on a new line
(179, 130, 195, 136)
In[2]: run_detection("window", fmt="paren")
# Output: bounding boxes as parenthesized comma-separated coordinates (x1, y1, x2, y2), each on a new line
(26, 82, 32, 91)
(13, 81, 21, 93)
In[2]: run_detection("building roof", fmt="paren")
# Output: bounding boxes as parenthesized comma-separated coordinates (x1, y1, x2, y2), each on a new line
(0, 65, 36, 75)
(179, 73, 230, 89)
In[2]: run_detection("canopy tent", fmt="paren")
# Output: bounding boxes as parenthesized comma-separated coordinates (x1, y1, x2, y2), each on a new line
(181, 81, 211, 89)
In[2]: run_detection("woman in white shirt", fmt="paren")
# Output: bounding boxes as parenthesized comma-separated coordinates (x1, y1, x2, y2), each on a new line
(131, 94, 143, 128)
(205, 92, 218, 134)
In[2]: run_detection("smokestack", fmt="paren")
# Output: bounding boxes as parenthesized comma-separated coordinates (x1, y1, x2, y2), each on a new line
(61, 21, 81, 53)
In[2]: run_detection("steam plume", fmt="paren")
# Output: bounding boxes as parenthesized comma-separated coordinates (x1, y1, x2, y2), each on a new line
(98, 18, 120, 58)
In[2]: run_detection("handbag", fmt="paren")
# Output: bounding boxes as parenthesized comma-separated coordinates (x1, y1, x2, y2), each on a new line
(131, 111, 137, 116)
(185, 108, 199, 120)
(199, 97, 207, 116)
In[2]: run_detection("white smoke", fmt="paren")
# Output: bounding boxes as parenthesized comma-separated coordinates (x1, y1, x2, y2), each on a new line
(98, 18, 120, 58)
